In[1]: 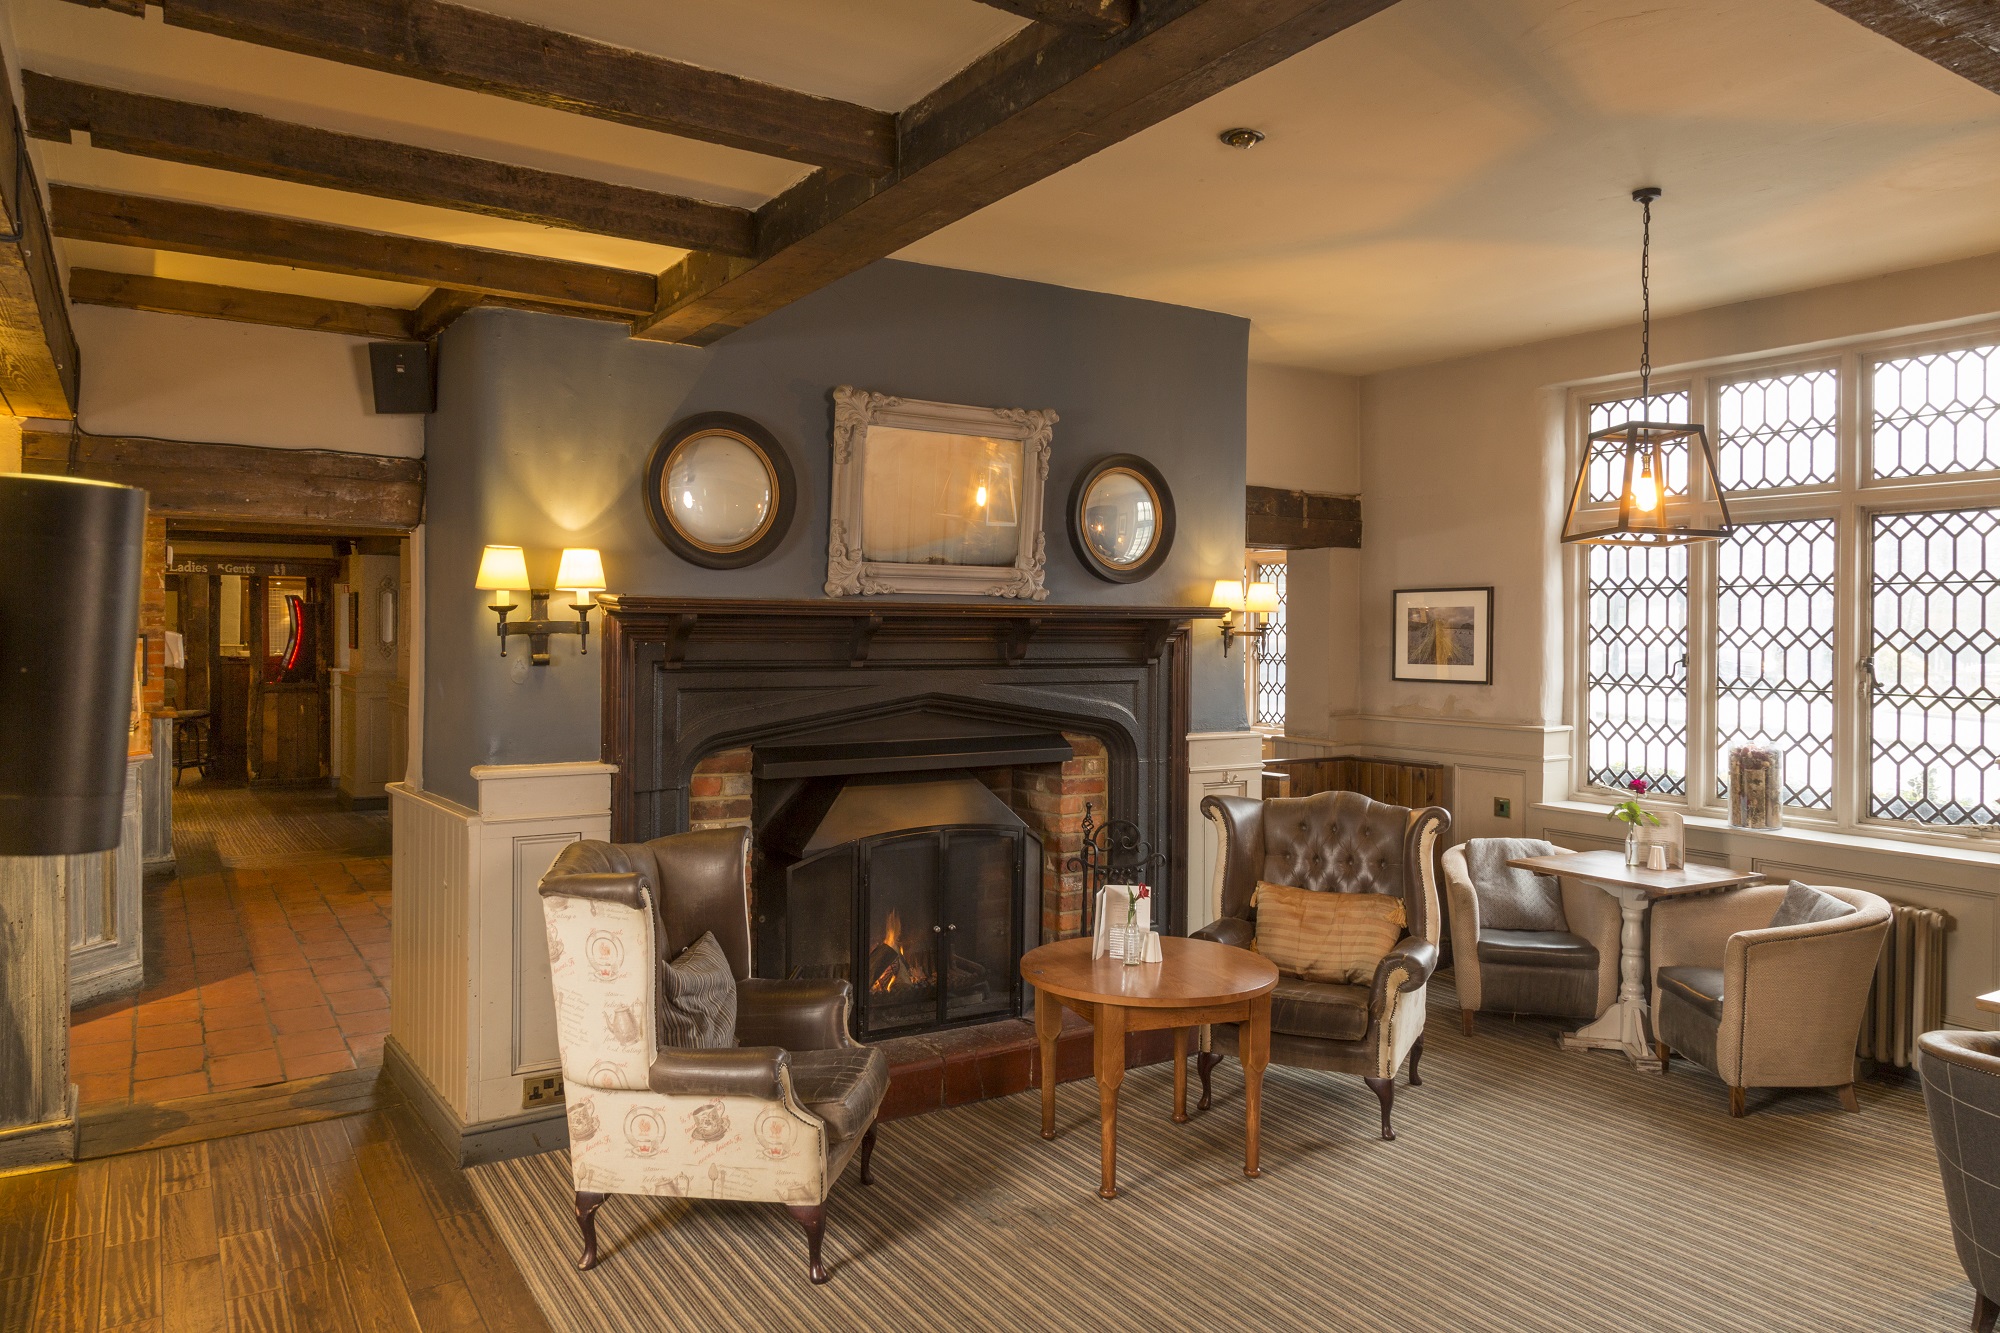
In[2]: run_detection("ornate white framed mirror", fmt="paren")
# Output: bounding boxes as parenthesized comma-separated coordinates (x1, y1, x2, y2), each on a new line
(825, 386, 1056, 599)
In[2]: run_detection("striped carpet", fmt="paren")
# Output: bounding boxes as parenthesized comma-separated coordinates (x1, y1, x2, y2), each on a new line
(467, 981, 1970, 1333)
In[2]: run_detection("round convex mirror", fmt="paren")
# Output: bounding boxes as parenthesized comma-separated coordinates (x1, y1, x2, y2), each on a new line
(1068, 454, 1175, 583)
(644, 413, 797, 569)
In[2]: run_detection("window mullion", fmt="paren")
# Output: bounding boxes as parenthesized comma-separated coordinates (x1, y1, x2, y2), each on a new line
(1834, 348, 1866, 831)
(1686, 537, 1718, 813)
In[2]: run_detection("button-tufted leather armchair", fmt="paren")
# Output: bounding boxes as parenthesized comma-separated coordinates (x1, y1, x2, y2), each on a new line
(539, 828, 888, 1284)
(1920, 1030, 2000, 1332)
(1192, 790, 1451, 1141)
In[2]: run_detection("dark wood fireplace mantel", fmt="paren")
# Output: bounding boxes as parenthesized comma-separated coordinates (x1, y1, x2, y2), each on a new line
(596, 597, 1222, 935)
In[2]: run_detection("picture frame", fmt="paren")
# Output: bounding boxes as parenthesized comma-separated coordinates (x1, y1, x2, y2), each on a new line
(644, 412, 798, 570)
(1391, 586, 1494, 684)
(826, 386, 1056, 599)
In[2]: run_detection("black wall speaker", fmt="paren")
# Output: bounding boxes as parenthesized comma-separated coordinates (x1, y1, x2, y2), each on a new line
(0, 474, 146, 855)
(369, 341, 435, 414)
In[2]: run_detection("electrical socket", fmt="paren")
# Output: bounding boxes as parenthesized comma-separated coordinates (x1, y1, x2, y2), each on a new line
(522, 1074, 564, 1110)
(1493, 797, 1513, 819)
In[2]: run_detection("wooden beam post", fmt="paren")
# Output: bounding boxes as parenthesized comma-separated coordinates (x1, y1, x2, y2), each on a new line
(21, 429, 426, 531)
(23, 72, 756, 256)
(972, 0, 1134, 32)
(1245, 486, 1362, 549)
(68, 269, 417, 339)
(635, 0, 1402, 343)
(1812, 1, 2000, 95)
(49, 186, 659, 315)
(55, 0, 898, 176)
(0, 52, 77, 416)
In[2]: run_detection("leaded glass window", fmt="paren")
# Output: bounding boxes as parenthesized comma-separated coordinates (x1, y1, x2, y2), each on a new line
(1869, 507, 2000, 826)
(1253, 558, 1287, 729)
(1586, 543, 1687, 794)
(1717, 519, 1836, 809)
(1873, 343, 2000, 479)
(1715, 369, 1838, 491)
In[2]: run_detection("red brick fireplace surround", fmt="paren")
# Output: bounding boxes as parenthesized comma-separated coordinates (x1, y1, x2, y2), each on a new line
(598, 597, 1218, 1117)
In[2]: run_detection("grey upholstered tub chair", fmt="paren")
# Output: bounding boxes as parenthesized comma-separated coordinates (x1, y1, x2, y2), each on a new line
(538, 827, 887, 1284)
(1649, 881, 1891, 1117)
(1920, 1030, 2000, 1333)
(1193, 789, 1450, 1141)
(1442, 839, 1620, 1033)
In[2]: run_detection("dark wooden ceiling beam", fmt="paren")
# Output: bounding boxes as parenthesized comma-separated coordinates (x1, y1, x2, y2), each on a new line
(68, 268, 417, 338)
(1246, 486, 1361, 549)
(0, 53, 76, 414)
(972, 0, 1133, 32)
(1813, 1, 2000, 94)
(21, 428, 425, 531)
(23, 72, 755, 256)
(50, 186, 659, 314)
(636, 0, 1402, 344)
(55, 0, 896, 177)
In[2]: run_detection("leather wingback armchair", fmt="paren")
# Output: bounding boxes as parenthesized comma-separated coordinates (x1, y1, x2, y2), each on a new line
(1192, 790, 1450, 1141)
(1442, 842, 1620, 1032)
(538, 828, 888, 1284)
(1919, 1030, 2000, 1333)
(1649, 881, 1891, 1117)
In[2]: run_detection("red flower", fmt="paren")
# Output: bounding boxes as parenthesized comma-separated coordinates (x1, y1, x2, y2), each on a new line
(1629, 777, 1650, 795)
(1136, 885, 1150, 900)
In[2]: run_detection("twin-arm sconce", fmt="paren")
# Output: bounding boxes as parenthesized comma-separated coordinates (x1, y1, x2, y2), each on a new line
(1211, 578, 1280, 657)
(476, 545, 606, 665)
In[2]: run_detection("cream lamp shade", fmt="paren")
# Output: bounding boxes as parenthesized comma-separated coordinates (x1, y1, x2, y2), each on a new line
(1209, 579, 1248, 613)
(556, 548, 607, 605)
(1245, 582, 1281, 616)
(476, 545, 531, 606)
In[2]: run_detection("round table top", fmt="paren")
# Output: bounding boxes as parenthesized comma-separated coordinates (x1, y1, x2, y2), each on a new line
(1020, 935, 1277, 1008)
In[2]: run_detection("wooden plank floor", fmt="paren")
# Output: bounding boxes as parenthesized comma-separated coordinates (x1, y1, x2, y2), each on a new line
(0, 1104, 555, 1332)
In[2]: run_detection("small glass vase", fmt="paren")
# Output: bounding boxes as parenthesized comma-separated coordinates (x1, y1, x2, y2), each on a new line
(1624, 824, 1641, 867)
(1123, 916, 1144, 966)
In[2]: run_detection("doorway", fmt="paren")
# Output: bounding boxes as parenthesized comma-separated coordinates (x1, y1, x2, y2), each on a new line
(69, 528, 407, 1112)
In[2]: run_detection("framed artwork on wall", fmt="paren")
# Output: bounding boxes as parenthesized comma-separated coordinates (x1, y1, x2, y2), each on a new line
(1391, 586, 1494, 684)
(825, 386, 1056, 599)
(644, 412, 797, 569)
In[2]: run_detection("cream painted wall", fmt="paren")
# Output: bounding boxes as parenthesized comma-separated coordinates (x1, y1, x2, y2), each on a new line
(66, 306, 424, 457)
(1358, 246, 2000, 731)
(1245, 363, 1362, 738)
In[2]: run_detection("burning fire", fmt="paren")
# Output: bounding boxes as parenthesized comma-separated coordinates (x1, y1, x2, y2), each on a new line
(870, 909, 934, 995)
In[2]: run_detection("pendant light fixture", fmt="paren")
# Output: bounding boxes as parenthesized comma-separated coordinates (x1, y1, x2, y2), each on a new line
(1561, 187, 1732, 546)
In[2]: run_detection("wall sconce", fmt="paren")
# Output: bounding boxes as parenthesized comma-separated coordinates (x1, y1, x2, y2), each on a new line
(1211, 578, 1280, 657)
(476, 544, 605, 665)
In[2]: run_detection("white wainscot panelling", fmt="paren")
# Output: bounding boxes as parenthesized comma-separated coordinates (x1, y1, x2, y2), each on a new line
(1186, 731, 1264, 931)
(390, 760, 613, 1129)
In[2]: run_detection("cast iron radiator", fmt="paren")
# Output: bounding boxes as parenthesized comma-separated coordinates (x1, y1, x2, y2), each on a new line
(1858, 902, 1949, 1069)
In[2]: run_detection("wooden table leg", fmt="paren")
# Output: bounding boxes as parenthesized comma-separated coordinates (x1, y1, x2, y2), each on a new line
(1240, 994, 1271, 1179)
(1035, 985, 1061, 1141)
(1172, 1026, 1189, 1124)
(1094, 1003, 1127, 1199)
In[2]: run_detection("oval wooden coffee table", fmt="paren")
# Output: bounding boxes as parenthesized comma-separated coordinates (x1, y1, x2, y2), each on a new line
(1021, 935, 1278, 1199)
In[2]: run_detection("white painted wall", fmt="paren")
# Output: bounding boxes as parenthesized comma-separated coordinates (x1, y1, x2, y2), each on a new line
(66, 306, 424, 457)
(1245, 363, 1361, 738)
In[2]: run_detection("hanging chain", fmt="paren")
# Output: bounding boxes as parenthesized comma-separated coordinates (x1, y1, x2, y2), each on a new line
(1638, 191, 1652, 402)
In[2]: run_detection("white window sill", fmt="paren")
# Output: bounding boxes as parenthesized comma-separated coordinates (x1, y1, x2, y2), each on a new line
(1534, 798, 2000, 872)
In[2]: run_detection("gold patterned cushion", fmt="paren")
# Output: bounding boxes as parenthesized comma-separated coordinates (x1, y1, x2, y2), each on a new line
(1251, 882, 1406, 985)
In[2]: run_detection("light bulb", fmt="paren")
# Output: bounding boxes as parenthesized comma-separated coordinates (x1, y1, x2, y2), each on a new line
(975, 485, 988, 507)
(681, 489, 695, 510)
(1631, 467, 1659, 513)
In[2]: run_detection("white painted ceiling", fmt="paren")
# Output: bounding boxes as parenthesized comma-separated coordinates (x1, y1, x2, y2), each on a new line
(900, 0, 2000, 371)
(11, 0, 2000, 373)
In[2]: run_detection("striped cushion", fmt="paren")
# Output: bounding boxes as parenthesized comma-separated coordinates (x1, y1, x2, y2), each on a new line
(1252, 882, 1406, 985)
(658, 931, 737, 1050)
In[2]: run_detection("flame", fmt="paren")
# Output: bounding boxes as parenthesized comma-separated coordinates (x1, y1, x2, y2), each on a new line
(871, 908, 933, 996)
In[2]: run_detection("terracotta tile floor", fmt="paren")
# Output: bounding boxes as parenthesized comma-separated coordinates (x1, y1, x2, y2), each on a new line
(69, 856, 392, 1108)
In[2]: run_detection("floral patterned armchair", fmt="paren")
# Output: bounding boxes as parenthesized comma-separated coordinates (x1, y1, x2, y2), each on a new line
(539, 827, 888, 1284)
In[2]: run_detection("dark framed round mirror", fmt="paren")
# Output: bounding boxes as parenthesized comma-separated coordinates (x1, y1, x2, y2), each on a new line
(1068, 454, 1175, 583)
(644, 412, 797, 569)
